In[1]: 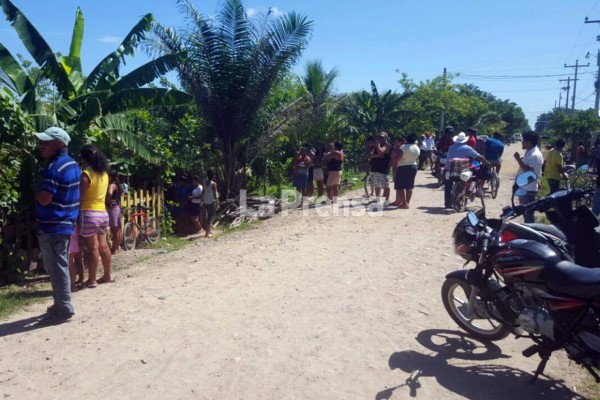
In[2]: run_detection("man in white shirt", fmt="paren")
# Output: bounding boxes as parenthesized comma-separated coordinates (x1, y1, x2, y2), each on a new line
(418, 131, 435, 170)
(513, 131, 544, 223)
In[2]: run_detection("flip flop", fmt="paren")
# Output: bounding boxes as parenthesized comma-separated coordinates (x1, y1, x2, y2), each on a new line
(97, 277, 115, 284)
(85, 281, 98, 289)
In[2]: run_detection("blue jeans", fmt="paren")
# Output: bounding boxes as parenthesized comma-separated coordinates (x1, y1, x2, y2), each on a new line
(38, 233, 74, 317)
(519, 192, 538, 224)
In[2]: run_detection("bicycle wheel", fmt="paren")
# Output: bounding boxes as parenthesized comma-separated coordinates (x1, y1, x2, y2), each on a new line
(452, 182, 467, 213)
(123, 222, 136, 251)
(364, 174, 374, 198)
(145, 217, 160, 244)
(490, 172, 500, 199)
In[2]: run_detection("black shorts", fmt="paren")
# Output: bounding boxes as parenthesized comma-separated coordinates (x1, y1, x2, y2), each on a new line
(394, 165, 418, 190)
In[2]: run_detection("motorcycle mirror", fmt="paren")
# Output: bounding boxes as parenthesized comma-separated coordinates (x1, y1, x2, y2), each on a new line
(514, 188, 528, 197)
(467, 211, 479, 227)
(577, 164, 590, 174)
(515, 171, 538, 188)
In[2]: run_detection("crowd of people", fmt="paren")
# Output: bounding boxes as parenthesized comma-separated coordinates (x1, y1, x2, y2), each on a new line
(34, 126, 221, 324)
(291, 126, 511, 211)
(292, 141, 345, 204)
(172, 172, 218, 238)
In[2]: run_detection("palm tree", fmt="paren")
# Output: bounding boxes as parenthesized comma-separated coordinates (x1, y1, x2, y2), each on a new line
(149, 0, 313, 197)
(0, 0, 193, 162)
(296, 60, 338, 144)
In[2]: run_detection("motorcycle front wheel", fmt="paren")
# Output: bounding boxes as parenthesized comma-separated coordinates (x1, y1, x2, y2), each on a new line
(441, 278, 510, 341)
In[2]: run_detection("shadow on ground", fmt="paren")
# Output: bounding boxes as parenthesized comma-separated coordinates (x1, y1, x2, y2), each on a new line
(416, 206, 453, 215)
(376, 329, 585, 400)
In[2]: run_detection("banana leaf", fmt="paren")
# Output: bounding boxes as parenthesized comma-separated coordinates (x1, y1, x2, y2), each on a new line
(86, 13, 154, 91)
(111, 53, 182, 92)
(0, 0, 76, 99)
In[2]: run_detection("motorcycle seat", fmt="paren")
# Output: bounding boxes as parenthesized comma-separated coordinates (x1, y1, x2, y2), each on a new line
(526, 223, 567, 241)
(545, 261, 600, 299)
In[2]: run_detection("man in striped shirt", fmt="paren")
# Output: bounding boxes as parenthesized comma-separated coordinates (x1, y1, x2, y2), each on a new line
(35, 127, 80, 323)
(444, 132, 489, 208)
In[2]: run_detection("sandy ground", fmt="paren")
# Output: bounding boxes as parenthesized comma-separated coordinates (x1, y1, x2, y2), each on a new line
(0, 143, 591, 400)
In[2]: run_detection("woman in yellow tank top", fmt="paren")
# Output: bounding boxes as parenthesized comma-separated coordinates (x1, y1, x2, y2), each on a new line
(79, 145, 113, 288)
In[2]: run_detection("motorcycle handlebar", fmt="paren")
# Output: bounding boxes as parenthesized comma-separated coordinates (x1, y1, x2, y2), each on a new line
(503, 188, 594, 219)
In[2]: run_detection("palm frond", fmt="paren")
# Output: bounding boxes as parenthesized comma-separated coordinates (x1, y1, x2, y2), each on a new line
(112, 54, 182, 92)
(86, 13, 154, 91)
(103, 88, 193, 114)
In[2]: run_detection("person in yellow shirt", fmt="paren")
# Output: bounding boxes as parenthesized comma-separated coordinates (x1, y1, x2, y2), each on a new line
(79, 145, 113, 288)
(544, 139, 565, 194)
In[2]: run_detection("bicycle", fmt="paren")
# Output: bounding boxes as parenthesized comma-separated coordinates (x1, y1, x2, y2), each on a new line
(363, 174, 375, 198)
(122, 205, 161, 250)
(486, 168, 500, 199)
(339, 178, 356, 192)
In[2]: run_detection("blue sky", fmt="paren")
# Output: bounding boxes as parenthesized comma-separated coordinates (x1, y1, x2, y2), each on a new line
(3, 0, 600, 127)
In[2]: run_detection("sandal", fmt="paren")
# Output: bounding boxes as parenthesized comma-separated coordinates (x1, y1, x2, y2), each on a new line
(97, 277, 115, 284)
(85, 281, 98, 289)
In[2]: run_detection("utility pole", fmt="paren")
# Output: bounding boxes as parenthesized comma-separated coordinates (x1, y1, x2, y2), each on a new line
(438, 67, 446, 138)
(559, 76, 573, 109)
(558, 90, 562, 109)
(564, 60, 590, 110)
(585, 18, 600, 116)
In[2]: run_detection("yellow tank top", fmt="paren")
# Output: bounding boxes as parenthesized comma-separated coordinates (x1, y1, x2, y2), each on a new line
(80, 169, 109, 210)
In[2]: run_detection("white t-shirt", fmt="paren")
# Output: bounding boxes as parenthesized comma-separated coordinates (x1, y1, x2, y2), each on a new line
(191, 185, 203, 204)
(423, 137, 435, 151)
(398, 144, 421, 166)
(519, 146, 543, 192)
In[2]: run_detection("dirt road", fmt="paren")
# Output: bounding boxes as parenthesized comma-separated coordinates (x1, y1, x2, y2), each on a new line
(0, 143, 588, 399)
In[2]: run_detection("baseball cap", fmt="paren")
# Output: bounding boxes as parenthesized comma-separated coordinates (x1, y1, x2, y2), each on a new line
(35, 127, 71, 145)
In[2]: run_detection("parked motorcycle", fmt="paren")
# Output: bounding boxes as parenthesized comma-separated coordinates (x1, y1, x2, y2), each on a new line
(432, 150, 447, 187)
(441, 171, 600, 383)
(502, 166, 600, 268)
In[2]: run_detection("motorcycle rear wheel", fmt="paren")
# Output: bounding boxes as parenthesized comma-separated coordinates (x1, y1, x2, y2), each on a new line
(452, 182, 467, 212)
(441, 278, 510, 341)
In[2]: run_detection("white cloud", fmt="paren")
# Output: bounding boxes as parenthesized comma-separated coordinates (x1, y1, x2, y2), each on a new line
(98, 36, 121, 44)
(269, 7, 285, 17)
(246, 7, 285, 18)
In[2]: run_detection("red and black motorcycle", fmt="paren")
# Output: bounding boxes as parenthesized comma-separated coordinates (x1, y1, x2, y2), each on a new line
(441, 174, 600, 382)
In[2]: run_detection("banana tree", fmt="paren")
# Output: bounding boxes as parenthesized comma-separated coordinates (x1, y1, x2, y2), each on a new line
(0, 0, 193, 162)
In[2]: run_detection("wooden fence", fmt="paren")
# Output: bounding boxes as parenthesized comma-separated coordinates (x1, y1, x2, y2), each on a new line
(0, 187, 164, 277)
(120, 187, 164, 226)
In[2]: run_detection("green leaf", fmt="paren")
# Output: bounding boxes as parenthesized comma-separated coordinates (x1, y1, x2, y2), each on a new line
(104, 88, 192, 114)
(77, 97, 102, 127)
(100, 114, 160, 164)
(0, 0, 75, 99)
(111, 54, 182, 92)
(86, 13, 154, 91)
(0, 43, 34, 96)
(61, 7, 84, 75)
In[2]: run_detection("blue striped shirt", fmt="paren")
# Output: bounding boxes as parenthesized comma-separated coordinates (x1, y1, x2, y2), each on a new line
(36, 150, 81, 235)
(446, 142, 481, 161)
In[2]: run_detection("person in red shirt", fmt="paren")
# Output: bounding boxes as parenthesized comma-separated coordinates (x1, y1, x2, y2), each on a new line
(436, 126, 455, 154)
(465, 127, 477, 149)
